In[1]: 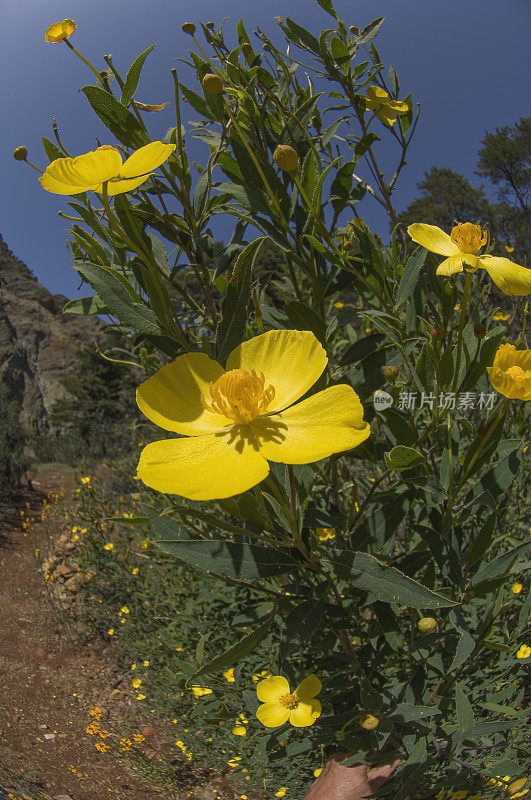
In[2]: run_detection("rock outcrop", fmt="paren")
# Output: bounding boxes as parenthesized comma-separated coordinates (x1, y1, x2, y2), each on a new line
(0, 235, 102, 433)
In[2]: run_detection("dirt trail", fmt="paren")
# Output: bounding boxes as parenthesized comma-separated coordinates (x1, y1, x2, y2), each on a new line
(0, 466, 167, 800)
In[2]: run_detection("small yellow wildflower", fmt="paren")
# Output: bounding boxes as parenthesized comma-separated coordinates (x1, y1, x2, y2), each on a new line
(94, 741, 109, 753)
(507, 778, 529, 798)
(314, 768, 323, 777)
(89, 707, 103, 719)
(103, 543, 114, 551)
(333, 301, 344, 309)
(132, 678, 142, 689)
(191, 686, 213, 698)
(365, 85, 408, 126)
(141, 538, 150, 549)
(275, 789, 288, 798)
(81, 476, 91, 484)
(227, 757, 241, 768)
(512, 583, 523, 594)
(120, 605, 130, 615)
(493, 311, 510, 321)
(506, 245, 515, 253)
(131, 567, 139, 575)
(487, 344, 531, 400)
(256, 674, 322, 728)
(133, 733, 145, 743)
(120, 738, 133, 751)
(252, 669, 272, 682)
(107, 628, 115, 636)
(136, 330, 369, 500)
(136, 693, 146, 700)
(516, 644, 531, 659)
(143, 660, 149, 666)
(408, 222, 531, 295)
(316, 527, 336, 542)
(223, 668, 236, 683)
(360, 713, 379, 730)
(44, 19, 76, 43)
(232, 725, 247, 736)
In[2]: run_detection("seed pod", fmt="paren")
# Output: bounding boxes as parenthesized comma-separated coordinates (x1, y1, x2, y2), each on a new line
(273, 144, 299, 172)
(418, 617, 437, 633)
(381, 365, 399, 381)
(202, 73, 224, 95)
(359, 714, 379, 730)
(474, 323, 486, 339)
(13, 146, 28, 161)
(181, 22, 196, 34)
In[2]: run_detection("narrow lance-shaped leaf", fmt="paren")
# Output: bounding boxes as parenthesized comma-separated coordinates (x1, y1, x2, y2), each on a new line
(121, 45, 156, 107)
(187, 619, 273, 683)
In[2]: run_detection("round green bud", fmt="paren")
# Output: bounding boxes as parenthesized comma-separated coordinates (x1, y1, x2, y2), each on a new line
(359, 714, 379, 730)
(181, 22, 196, 35)
(381, 365, 399, 381)
(418, 617, 437, 633)
(349, 26, 360, 35)
(13, 146, 28, 161)
(202, 73, 224, 95)
(273, 144, 299, 172)
(242, 43, 253, 56)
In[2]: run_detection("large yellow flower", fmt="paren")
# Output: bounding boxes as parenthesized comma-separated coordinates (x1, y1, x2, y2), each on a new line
(256, 674, 322, 728)
(45, 19, 76, 43)
(408, 222, 531, 296)
(136, 330, 370, 500)
(365, 85, 409, 127)
(39, 142, 175, 196)
(487, 344, 531, 401)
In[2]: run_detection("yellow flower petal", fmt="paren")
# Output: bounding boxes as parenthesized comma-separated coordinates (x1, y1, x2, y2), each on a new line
(289, 698, 322, 727)
(407, 224, 460, 257)
(136, 432, 270, 500)
(118, 142, 176, 179)
(40, 148, 123, 195)
(295, 674, 322, 701)
(256, 702, 290, 728)
(479, 255, 531, 296)
(136, 353, 229, 435)
(45, 19, 76, 43)
(226, 330, 327, 413)
(487, 344, 531, 401)
(436, 253, 479, 276)
(256, 675, 290, 703)
(101, 175, 155, 196)
(255, 384, 370, 464)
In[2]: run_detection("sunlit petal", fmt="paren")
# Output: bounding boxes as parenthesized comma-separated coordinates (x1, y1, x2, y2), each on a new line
(295, 674, 322, 701)
(479, 255, 531, 296)
(289, 698, 322, 727)
(407, 224, 460, 257)
(256, 702, 290, 728)
(118, 142, 176, 179)
(256, 675, 290, 703)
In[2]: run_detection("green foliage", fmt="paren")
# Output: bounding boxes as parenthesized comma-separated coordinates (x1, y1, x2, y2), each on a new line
(0, 382, 28, 500)
(38, 3, 530, 798)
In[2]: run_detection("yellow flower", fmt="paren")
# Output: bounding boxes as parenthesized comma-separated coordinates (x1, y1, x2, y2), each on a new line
(256, 674, 322, 728)
(333, 301, 344, 309)
(493, 311, 510, 321)
(132, 678, 142, 689)
(359, 713, 379, 730)
(487, 344, 531, 400)
(143, 660, 149, 666)
(120, 605, 130, 615)
(516, 644, 531, 659)
(136, 330, 369, 500)
(314, 768, 323, 777)
(45, 19, 76, 43)
(131, 567, 139, 575)
(365, 85, 409, 126)
(232, 725, 247, 736)
(252, 670, 272, 682)
(223, 668, 236, 683)
(275, 789, 288, 798)
(191, 686, 213, 698)
(103, 543, 114, 551)
(39, 141, 175, 197)
(80, 476, 91, 485)
(89, 707, 103, 719)
(507, 778, 529, 798)
(316, 527, 336, 542)
(512, 583, 523, 594)
(136, 693, 146, 700)
(408, 222, 531, 295)
(107, 628, 114, 636)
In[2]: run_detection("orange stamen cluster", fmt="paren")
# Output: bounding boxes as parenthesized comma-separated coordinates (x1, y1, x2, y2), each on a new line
(201, 368, 275, 424)
(279, 692, 299, 709)
(506, 365, 526, 382)
(450, 222, 488, 254)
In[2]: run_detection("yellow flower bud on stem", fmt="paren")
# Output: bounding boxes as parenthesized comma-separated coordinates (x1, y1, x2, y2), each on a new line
(13, 146, 28, 161)
(273, 144, 299, 172)
(359, 714, 379, 730)
(418, 617, 437, 633)
(182, 22, 196, 35)
(202, 73, 224, 95)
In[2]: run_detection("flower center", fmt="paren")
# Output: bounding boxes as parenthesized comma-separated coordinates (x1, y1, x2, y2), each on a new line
(201, 368, 275, 425)
(97, 145, 119, 152)
(450, 223, 488, 254)
(279, 692, 299, 710)
(506, 365, 526, 382)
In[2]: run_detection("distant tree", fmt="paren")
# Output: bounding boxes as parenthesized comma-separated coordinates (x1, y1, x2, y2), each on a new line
(37, 347, 140, 463)
(0, 382, 28, 499)
(396, 167, 492, 232)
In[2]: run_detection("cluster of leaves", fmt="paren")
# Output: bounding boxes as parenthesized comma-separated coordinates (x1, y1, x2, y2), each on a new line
(39, 1, 530, 797)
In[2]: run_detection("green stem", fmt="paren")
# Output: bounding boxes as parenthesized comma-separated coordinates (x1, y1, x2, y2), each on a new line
(452, 271, 472, 392)
(64, 40, 104, 84)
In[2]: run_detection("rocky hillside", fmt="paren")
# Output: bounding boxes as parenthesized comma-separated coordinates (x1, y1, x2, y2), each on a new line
(0, 235, 102, 433)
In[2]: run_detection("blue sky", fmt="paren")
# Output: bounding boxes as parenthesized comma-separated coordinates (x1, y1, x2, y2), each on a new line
(2, 0, 529, 298)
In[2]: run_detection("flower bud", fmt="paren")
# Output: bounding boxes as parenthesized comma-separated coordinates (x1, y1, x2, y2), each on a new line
(474, 323, 486, 339)
(262, 42, 272, 51)
(13, 146, 28, 161)
(418, 617, 437, 633)
(477, 424, 489, 438)
(359, 714, 379, 730)
(349, 25, 360, 35)
(181, 22, 196, 35)
(430, 325, 444, 339)
(202, 73, 224, 95)
(381, 365, 399, 381)
(242, 43, 253, 56)
(273, 144, 299, 172)
(206, 21, 215, 28)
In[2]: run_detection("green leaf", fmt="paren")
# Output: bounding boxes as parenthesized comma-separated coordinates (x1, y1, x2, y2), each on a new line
(81, 86, 149, 148)
(187, 619, 273, 683)
(42, 137, 65, 163)
(63, 296, 109, 315)
(455, 682, 475, 734)
(74, 261, 163, 335)
(121, 45, 156, 107)
(384, 446, 425, 472)
(471, 541, 530, 587)
(215, 238, 265, 365)
(329, 552, 457, 608)
(282, 18, 320, 53)
(449, 631, 476, 672)
(396, 248, 427, 307)
(155, 538, 302, 581)
(356, 17, 384, 44)
(285, 301, 326, 344)
(354, 132, 379, 159)
(340, 333, 384, 366)
(315, 0, 338, 18)
(388, 704, 440, 724)
(193, 166, 212, 218)
(281, 597, 325, 657)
